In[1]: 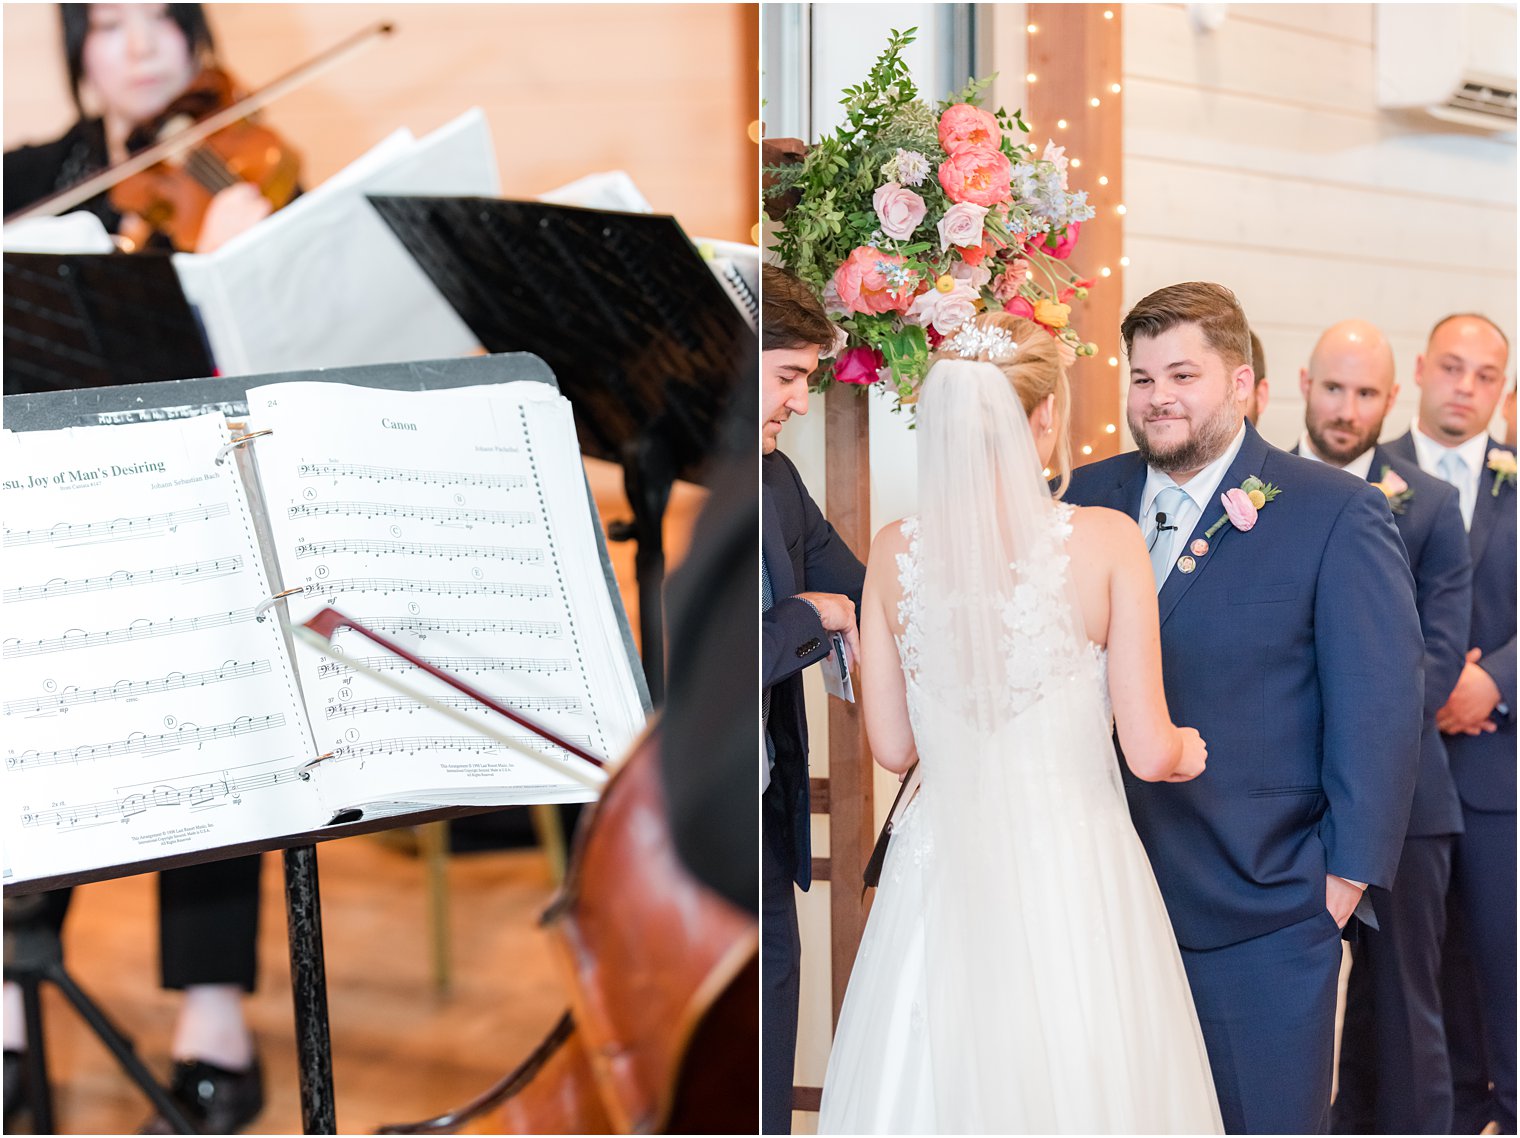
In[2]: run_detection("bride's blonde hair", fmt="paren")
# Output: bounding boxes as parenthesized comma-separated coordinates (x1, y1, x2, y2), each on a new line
(927, 312, 1072, 495)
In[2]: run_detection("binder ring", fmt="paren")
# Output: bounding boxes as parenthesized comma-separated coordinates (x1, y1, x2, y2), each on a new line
(215, 429, 274, 466)
(254, 586, 302, 622)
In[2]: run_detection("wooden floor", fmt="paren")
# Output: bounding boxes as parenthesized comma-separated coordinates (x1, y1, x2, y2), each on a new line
(7, 458, 713, 1136)
(16, 840, 566, 1135)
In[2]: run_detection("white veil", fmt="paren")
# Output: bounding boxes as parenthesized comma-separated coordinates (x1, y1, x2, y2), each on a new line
(910, 355, 1162, 1131)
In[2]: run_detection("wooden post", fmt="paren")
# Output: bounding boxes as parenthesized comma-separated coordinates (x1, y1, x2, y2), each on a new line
(823, 389, 874, 1024)
(1027, 4, 1126, 463)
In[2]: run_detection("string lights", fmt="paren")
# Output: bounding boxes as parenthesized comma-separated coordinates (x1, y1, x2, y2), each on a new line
(1023, 8, 1129, 465)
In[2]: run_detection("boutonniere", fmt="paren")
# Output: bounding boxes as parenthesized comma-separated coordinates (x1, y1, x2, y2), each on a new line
(1487, 449, 1516, 496)
(1373, 466, 1414, 514)
(1204, 475, 1282, 539)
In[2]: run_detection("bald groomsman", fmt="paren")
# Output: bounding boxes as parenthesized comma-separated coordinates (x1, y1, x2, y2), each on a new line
(1286, 322, 1472, 1135)
(1385, 314, 1515, 1135)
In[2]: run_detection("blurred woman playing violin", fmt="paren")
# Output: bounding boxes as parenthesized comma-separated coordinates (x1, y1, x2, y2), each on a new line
(4, 4, 273, 253)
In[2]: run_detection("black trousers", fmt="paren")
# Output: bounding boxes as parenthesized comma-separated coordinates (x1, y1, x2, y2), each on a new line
(761, 792, 801, 1136)
(11, 856, 262, 992)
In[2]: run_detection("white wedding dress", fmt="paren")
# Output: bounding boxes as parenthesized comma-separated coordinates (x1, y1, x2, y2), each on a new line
(816, 500, 1224, 1135)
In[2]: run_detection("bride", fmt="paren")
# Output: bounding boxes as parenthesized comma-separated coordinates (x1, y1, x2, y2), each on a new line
(816, 313, 1224, 1134)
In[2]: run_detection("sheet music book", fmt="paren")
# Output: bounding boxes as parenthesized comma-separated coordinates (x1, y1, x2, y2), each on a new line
(170, 108, 500, 376)
(2, 373, 646, 885)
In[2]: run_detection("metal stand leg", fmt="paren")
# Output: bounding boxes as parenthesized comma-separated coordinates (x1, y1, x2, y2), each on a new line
(620, 439, 674, 704)
(282, 845, 336, 1135)
(4, 916, 197, 1135)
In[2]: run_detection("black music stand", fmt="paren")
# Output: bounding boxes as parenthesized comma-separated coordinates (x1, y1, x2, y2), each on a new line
(3, 353, 649, 1135)
(3, 252, 216, 396)
(367, 197, 756, 702)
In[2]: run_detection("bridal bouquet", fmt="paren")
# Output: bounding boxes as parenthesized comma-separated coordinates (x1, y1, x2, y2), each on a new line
(766, 28, 1098, 409)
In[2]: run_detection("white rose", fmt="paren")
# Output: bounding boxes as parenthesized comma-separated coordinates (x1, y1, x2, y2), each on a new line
(937, 202, 989, 252)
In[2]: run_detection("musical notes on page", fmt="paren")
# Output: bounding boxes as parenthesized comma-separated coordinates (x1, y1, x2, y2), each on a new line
(4, 607, 257, 658)
(4, 557, 243, 603)
(298, 461, 526, 490)
(4, 659, 273, 716)
(8, 714, 287, 769)
(323, 694, 581, 719)
(4, 504, 231, 548)
(293, 538, 543, 564)
(20, 761, 314, 829)
(287, 501, 531, 526)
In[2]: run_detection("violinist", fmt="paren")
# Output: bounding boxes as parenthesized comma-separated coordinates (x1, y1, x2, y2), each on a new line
(4, 3, 274, 254)
(4, 12, 273, 1131)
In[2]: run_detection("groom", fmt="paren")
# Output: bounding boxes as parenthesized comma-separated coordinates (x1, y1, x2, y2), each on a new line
(1065, 282, 1424, 1134)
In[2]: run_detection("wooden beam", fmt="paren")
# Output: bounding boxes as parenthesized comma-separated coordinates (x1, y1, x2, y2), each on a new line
(808, 776, 830, 813)
(823, 389, 873, 1026)
(1027, 4, 1126, 463)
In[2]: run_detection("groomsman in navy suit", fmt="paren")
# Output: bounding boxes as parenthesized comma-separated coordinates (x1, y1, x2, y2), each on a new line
(1280, 321, 1471, 1135)
(1065, 283, 1424, 1135)
(1384, 313, 1516, 1135)
(760, 266, 865, 1135)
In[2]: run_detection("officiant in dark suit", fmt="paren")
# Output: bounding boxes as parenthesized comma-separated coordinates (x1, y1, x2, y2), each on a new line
(1384, 313, 1516, 1136)
(1277, 320, 1471, 1135)
(1064, 283, 1424, 1135)
(760, 265, 865, 1135)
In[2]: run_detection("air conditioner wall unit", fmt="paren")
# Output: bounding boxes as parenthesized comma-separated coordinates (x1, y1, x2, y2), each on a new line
(1377, 4, 1517, 132)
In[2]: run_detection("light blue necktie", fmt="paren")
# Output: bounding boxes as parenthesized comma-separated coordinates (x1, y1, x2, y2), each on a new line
(1148, 485, 1189, 589)
(1438, 450, 1472, 530)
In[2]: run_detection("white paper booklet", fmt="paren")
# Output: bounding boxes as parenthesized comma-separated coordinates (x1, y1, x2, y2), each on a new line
(2, 379, 644, 885)
(171, 108, 500, 376)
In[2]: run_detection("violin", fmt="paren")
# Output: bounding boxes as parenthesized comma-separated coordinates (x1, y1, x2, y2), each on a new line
(378, 722, 759, 1135)
(109, 65, 301, 252)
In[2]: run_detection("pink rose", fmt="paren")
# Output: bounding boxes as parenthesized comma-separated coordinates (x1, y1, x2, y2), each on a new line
(833, 246, 916, 315)
(907, 278, 980, 336)
(1003, 296, 1036, 320)
(937, 146, 1013, 208)
(872, 182, 927, 241)
(1031, 221, 1082, 261)
(937, 201, 989, 252)
(938, 103, 1001, 155)
(1221, 487, 1259, 532)
(992, 260, 1030, 302)
(950, 260, 992, 291)
(834, 346, 884, 386)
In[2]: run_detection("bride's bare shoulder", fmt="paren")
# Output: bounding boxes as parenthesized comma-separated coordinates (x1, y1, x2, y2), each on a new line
(869, 516, 915, 557)
(1065, 505, 1147, 560)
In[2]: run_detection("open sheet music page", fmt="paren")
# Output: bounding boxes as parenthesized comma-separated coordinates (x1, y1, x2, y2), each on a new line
(1, 415, 319, 883)
(244, 380, 645, 817)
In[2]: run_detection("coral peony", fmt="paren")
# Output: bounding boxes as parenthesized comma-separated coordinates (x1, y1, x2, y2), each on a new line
(834, 346, 884, 385)
(833, 246, 916, 315)
(872, 182, 927, 241)
(937, 146, 1013, 208)
(938, 103, 1002, 154)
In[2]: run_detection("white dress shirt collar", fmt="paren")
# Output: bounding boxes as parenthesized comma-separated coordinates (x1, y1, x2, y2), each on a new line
(1411, 421, 1493, 529)
(1141, 422, 1249, 521)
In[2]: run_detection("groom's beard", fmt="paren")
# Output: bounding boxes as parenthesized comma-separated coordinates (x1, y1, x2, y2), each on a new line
(1128, 397, 1242, 475)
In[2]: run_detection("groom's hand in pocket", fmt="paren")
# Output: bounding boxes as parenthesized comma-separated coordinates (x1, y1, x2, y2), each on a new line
(1325, 874, 1366, 928)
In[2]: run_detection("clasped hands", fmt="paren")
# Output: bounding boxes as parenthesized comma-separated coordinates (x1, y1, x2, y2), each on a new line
(1436, 648, 1502, 736)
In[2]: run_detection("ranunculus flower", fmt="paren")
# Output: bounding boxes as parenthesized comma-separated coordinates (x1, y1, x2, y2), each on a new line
(1031, 221, 1081, 261)
(992, 260, 1030, 301)
(833, 246, 916, 315)
(1004, 296, 1036, 320)
(1221, 487, 1259, 532)
(938, 103, 1001, 154)
(938, 146, 1013, 207)
(1033, 298, 1071, 329)
(950, 260, 992, 291)
(907, 277, 981, 336)
(1375, 470, 1410, 499)
(834, 346, 884, 385)
(872, 182, 927, 241)
(937, 201, 989, 252)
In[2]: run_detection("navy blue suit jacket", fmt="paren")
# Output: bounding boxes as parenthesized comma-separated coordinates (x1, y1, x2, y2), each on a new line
(1385, 433, 1517, 817)
(1291, 444, 1471, 839)
(1065, 424, 1424, 949)
(762, 450, 865, 889)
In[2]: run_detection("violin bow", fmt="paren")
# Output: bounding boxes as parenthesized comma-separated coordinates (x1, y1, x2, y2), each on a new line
(5, 21, 395, 225)
(294, 606, 609, 791)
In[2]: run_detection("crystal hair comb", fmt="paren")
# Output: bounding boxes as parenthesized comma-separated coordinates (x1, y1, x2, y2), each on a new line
(949, 322, 1019, 362)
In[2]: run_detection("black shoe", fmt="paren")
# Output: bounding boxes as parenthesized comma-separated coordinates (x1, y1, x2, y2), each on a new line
(4, 1049, 26, 1129)
(139, 1055, 264, 1135)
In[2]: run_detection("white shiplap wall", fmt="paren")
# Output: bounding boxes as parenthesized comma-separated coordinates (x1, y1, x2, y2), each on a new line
(1120, 3, 1516, 450)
